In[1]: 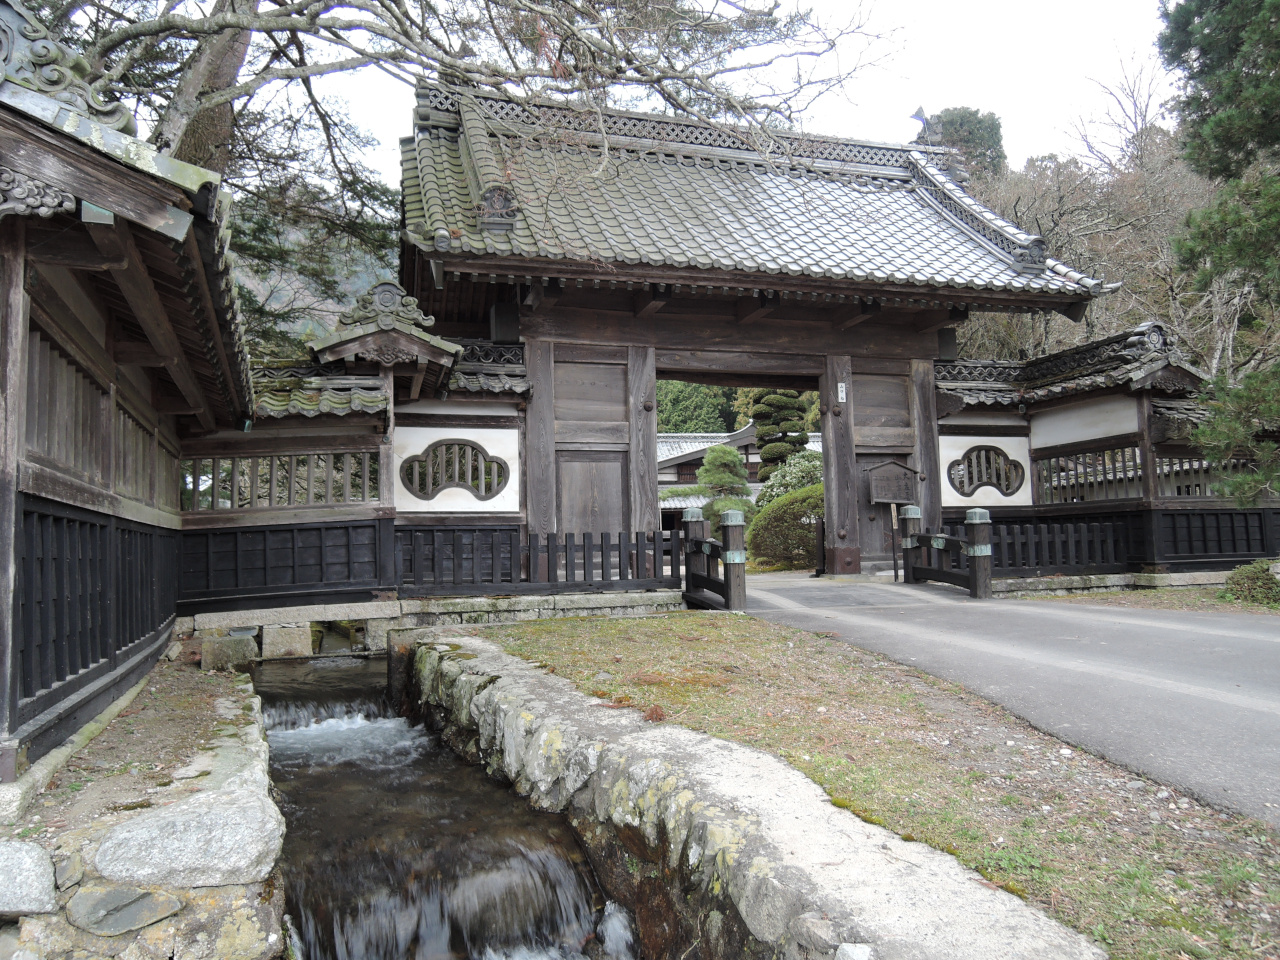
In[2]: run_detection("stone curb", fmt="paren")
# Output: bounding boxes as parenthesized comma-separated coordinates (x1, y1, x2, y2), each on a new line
(407, 632, 1107, 960)
(992, 570, 1228, 597)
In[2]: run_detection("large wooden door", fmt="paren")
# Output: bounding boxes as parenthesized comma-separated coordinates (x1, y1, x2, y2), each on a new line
(524, 340, 656, 535)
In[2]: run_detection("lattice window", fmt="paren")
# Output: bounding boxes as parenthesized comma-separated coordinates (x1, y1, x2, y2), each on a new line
(1032, 446, 1142, 504)
(179, 453, 380, 511)
(1154, 456, 1254, 498)
(947, 446, 1025, 496)
(401, 440, 509, 501)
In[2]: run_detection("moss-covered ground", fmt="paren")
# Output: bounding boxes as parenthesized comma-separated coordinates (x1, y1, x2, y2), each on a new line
(488, 611, 1279, 960)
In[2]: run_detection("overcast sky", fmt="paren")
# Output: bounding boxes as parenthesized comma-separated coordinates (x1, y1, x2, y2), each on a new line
(320, 0, 1175, 187)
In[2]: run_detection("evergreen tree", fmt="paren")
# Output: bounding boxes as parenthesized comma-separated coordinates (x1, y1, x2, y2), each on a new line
(748, 389, 810, 482)
(1193, 370, 1280, 505)
(656, 381, 735, 433)
(1159, 0, 1280, 296)
(659, 445, 755, 537)
(913, 106, 1007, 178)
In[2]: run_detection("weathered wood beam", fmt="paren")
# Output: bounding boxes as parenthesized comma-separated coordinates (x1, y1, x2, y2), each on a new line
(523, 279, 561, 315)
(114, 341, 174, 366)
(86, 218, 216, 430)
(911, 308, 960, 334)
(832, 299, 880, 330)
(409, 359, 428, 400)
(0, 217, 26, 751)
(633, 286, 669, 318)
(734, 293, 773, 324)
(26, 229, 127, 271)
(184, 229, 247, 422)
(155, 396, 202, 415)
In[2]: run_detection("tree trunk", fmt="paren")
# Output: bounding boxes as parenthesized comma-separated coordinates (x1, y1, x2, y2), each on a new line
(150, 0, 260, 173)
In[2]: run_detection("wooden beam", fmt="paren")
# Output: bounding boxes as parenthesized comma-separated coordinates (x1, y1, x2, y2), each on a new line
(524, 279, 562, 315)
(184, 229, 247, 422)
(86, 219, 216, 430)
(114, 341, 174, 366)
(0, 218, 26, 750)
(409, 359, 428, 400)
(832, 299, 880, 331)
(633, 286, 668, 318)
(155, 396, 202, 415)
(911, 309, 959, 334)
(26, 229, 127, 271)
(820, 354, 861, 574)
(734, 293, 773, 324)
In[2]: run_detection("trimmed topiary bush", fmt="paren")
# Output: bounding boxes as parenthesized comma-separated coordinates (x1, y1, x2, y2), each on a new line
(748, 388, 811, 481)
(659, 444, 756, 538)
(746, 483, 824, 567)
(1221, 557, 1280, 606)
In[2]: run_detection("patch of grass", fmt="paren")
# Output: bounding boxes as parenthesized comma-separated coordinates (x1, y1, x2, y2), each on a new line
(1038, 586, 1280, 616)
(485, 611, 1280, 960)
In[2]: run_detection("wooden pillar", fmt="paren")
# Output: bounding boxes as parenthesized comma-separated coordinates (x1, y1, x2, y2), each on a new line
(900, 505, 921, 584)
(720, 509, 747, 611)
(682, 507, 708, 588)
(0, 218, 28, 766)
(910, 359, 942, 532)
(628, 346, 658, 533)
(819, 354, 860, 574)
(524, 338, 556, 536)
(965, 507, 992, 599)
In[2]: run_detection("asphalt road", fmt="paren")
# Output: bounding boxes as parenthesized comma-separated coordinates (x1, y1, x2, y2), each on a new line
(745, 573, 1280, 827)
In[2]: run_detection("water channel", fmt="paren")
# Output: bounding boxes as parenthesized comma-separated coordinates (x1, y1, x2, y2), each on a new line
(253, 656, 635, 960)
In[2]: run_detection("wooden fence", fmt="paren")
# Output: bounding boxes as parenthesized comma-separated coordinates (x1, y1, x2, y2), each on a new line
(10, 495, 176, 744)
(397, 527, 684, 596)
(679, 508, 747, 612)
(948, 520, 1128, 578)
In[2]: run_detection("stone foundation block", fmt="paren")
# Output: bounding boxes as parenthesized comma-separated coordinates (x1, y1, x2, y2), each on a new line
(200, 634, 258, 672)
(261, 624, 312, 659)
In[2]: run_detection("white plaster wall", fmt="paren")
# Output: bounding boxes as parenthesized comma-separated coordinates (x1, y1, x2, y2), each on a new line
(938, 436, 1033, 508)
(1029, 396, 1140, 449)
(394, 425, 521, 513)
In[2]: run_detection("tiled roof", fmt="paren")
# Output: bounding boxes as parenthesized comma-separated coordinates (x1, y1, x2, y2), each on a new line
(656, 429, 749, 464)
(936, 322, 1206, 408)
(448, 340, 528, 394)
(402, 86, 1114, 308)
(251, 364, 388, 419)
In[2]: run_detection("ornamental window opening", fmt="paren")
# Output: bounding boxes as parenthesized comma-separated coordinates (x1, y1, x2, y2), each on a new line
(1031, 446, 1142, 504)
(947, 445, 1025, 497)
(401, 440, 509, 501)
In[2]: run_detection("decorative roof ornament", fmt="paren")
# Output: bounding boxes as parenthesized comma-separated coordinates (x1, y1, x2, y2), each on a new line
(337, 280, 435, 331)
(0, 0, 137, 134)
(0, 164, 73, 218)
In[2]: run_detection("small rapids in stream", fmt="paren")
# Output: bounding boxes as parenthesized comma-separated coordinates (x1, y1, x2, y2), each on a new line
(255, 657, 634, 960)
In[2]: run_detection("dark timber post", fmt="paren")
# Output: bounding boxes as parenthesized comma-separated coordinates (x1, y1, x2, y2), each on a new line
(910, 359, 942, 532)
(820, 354, 860, 574)
(0, 218, 27, 778)
(720, 509, 747, 612)
(682, 507, 708, 587)
(899, 505, 921, 585)
(965, 508, 992, 599)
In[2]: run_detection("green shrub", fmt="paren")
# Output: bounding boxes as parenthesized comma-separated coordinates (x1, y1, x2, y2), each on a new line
(756, 450, 824, 509)
(1221, 557, 1280, 606)
(747, 483, 824, 567)
(778, 419, 806, 434)
(705, 495, 756, 540)
(759, 441, 796, 462)
(749, 404, 773, 419)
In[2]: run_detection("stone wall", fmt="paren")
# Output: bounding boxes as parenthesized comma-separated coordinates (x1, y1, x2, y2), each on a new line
(405, 630, 1107, 960)
(178, 590, 685, 659)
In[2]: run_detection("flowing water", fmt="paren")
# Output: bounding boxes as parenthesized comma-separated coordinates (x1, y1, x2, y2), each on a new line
(255, 657, 634, 960)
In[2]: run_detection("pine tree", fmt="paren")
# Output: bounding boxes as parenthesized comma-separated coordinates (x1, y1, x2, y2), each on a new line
(749, 389, 811, 482)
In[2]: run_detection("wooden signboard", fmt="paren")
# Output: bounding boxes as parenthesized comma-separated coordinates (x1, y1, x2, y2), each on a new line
(866, 460, 918, 504)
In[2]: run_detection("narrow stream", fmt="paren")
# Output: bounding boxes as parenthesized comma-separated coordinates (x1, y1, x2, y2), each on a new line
(254, 657, 634, 960)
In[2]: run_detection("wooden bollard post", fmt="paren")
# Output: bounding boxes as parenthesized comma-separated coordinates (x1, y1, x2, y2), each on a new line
(387, 637, 414, 716)
(720, 509, 747, 611)
(683, 508, 708, 589)
(899, 505, 921, 584)
(965, 507, 992, 600)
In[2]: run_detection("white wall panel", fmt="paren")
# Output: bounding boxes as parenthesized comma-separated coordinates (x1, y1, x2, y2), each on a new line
(938, 436, 1033, 507)
(394, 425, 521, 513)
(1030, 396, 1139, 449)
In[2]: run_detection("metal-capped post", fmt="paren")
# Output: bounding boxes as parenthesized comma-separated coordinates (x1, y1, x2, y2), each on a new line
(720, 509, 747, 611)
(682, 507, 709, 586)
(899, 505, 922, 585)
(965, 507, 992, 599)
